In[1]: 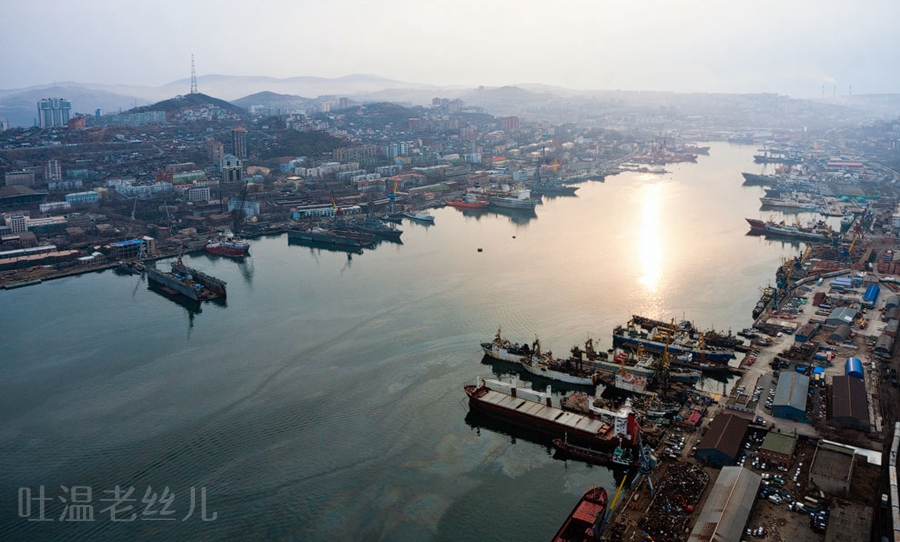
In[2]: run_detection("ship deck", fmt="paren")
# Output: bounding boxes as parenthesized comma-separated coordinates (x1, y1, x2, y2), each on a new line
(480, 389, 610, 436)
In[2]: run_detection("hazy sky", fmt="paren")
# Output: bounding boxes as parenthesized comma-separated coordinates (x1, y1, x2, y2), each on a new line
(2, 0, 898, 98)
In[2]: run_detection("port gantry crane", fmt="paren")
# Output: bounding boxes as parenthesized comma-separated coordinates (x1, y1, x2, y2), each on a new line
(231, 178, 250, 234)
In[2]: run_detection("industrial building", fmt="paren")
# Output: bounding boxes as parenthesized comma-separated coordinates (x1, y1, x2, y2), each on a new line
(809, 441, 856, 496)
(863, 284, 880, 309)
(694, 413, 749, 467)
(827, 324, 851, 344)
(844, 357, 864, 380)
(757, 432, 797, 467)
(875, 333, 894, 357)
(830, 375, 869, 431)
(795, 323, 820, 343)
(772, 371, 810, 422)
(688, 466, 761, 542)
(826, 307, 858, 327)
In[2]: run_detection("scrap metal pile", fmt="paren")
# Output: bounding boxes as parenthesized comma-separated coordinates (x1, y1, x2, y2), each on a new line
(637, 463, 709, 542)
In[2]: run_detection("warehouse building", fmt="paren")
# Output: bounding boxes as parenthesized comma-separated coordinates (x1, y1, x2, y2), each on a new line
(758, 432, 797, 467)
(809, 441, 855, 496)
(688, 466, 762, 542)
(694, 413, 749, 467)
(772, 372, 810, 422)
(830, 375, 869, 431)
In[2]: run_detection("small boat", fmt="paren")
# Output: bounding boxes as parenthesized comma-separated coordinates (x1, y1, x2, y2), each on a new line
(402, 211, 435, 223)
(551, 486, 608, 542)
(446, 193, 489, 209)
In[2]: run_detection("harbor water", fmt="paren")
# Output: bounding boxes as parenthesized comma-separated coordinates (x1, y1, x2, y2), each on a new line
(1, 142, 811, 540)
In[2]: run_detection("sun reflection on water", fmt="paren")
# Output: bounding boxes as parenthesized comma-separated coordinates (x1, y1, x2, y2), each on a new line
(637, 182, 663, 293)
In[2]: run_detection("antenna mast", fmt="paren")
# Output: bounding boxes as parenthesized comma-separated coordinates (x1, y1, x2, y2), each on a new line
(190, 54, 198, 95)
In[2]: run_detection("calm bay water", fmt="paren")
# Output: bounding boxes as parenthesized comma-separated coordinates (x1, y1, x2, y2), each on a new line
(1, 142, 817, 541)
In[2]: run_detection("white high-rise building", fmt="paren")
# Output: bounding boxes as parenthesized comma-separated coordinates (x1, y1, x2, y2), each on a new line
(37, 98, 72, 128)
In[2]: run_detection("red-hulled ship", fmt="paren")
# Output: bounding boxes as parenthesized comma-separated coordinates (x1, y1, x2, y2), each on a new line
(205, 238, 250, 258)
(446, 193, 489, 209)
(551, 487, 608, 542)
(464, 378, 641, 450)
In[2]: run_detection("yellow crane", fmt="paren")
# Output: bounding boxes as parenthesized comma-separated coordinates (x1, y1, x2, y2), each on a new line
(848, 232, 859, 254)
(800, 243, 811, 265)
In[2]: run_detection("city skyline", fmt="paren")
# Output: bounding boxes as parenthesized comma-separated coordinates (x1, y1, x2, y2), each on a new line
(2, 0, 899, 99)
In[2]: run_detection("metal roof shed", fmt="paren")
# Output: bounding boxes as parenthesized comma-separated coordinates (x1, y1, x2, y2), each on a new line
(772, 372, 810, 422)
(826, 307, 858, 327)
(831, 375, 869, 431)
(827, 325, 851, 344)
(688, 466, 762, 542)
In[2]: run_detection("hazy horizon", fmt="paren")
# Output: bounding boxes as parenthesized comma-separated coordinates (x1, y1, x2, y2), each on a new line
(3, 0, 899, 99)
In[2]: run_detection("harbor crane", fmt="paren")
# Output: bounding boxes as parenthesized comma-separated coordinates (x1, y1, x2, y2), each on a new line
(231, 179, 250, 234)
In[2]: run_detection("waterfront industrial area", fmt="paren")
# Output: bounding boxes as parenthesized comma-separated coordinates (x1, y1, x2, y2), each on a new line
(6, 78, 900, 542)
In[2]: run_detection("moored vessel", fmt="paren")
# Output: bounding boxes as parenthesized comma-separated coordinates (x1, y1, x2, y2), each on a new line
(446, 193, 489, 209)
(401, 211, 435, 223)
(349, 217, 403, 240)
(485, 185, 538, 210)
(612, 318, 734, 363)
(287, 226, 376, 248)
(464, 377, 641, 450)
(146, 259, 227, 302)
(205, 237, 250, 258)
(550, 487, 609, 542)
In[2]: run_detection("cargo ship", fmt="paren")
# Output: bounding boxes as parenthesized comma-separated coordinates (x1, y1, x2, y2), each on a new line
(146, 259, 227, 302)
(753, 286, 777, 319)
(485, 185, 538, 210)
(741, 172, 781, 186)
(527, 179, 579, 196)
(612, 318, 734, 363)
(745, 218, 831, 242)
(287, 226, 376, 248)
(550, 487, 609, 542)
(464, 377, 641, 450)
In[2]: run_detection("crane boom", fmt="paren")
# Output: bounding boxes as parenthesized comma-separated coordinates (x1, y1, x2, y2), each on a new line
(232, 179, 250, 233)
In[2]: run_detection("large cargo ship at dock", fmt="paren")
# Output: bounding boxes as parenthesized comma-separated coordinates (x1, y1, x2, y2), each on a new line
(745, 218, 831, 242)
(464, 377, 641, 450)
(146, 259, 227, 302)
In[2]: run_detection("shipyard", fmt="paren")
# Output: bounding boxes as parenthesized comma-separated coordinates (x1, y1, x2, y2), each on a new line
(4, 8, 900, 539)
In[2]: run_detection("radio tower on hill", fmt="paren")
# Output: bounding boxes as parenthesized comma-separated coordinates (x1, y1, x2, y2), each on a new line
(190, 54, 198, 95)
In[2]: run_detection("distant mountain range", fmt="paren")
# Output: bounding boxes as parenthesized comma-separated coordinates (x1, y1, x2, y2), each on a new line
(1, 73, 899, 128)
